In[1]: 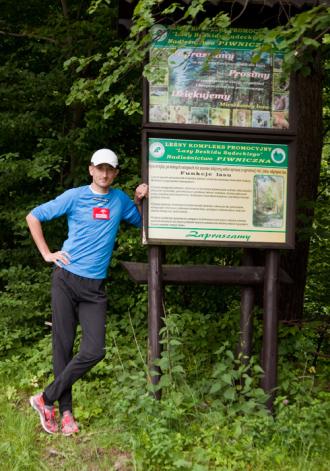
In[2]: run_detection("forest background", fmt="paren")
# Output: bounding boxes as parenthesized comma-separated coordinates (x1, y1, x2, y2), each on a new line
(0, 1, 329, 470)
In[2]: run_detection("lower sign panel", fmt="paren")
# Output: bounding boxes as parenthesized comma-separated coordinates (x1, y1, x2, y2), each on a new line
(147, 137, 292, 247)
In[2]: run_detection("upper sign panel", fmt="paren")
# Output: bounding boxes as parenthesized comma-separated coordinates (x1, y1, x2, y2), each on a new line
(148, 26, 290, 130)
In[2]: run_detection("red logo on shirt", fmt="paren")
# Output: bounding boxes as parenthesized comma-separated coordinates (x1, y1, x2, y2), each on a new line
(93, 207, 110, 220)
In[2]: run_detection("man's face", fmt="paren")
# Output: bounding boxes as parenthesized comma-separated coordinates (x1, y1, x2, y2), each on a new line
(89, 164, 118, 190)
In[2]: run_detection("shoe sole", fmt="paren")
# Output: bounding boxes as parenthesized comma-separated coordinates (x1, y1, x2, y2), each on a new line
(62, 430, 79, 436)
(29, 396, 58, 434)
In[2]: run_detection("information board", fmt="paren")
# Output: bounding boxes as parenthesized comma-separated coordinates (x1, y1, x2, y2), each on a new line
(148, 26, 290, 130)
(147, 137, 292, 247)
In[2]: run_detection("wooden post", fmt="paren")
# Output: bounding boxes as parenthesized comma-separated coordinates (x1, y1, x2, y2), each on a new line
(148, 245, 164, 399)
(261, 250, 280, 411)
(238, 250, 255, 364)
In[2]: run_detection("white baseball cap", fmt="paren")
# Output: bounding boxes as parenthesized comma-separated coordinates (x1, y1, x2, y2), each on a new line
(90, 148, 118, 168)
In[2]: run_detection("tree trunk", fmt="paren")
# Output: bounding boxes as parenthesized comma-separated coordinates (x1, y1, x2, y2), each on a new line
(280, 56, 323, 321)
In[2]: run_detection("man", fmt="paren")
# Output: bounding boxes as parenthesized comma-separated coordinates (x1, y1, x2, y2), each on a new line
(26, 148, 148, 435)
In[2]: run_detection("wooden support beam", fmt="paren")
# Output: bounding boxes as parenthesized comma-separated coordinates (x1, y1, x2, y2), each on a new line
(121, 261, 292, 286)
(261, 250, 280, 412)
(148, 246, 164, 400)
(238, 250, 255, 364)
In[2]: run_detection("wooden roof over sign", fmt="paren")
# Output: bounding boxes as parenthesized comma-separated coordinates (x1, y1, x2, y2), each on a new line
(118, 0, 326, 34)
(182, 0, 324, 6)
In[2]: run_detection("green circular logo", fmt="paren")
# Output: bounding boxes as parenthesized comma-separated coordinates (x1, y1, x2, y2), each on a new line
(271, 148, 286, 164)
(150, 142, 165, 158)
(150, 25, 167, 42)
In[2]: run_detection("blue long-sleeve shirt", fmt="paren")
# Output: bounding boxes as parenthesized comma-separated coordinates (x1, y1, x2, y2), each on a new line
(31, 185, 141, 279)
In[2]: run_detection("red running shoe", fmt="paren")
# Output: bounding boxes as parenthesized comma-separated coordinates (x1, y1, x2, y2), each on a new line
(29, 393, 58, 434)
(61, 411, 79, 436)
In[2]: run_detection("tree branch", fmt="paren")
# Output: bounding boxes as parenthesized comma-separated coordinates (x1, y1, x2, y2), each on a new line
(0, 29, 56, 44)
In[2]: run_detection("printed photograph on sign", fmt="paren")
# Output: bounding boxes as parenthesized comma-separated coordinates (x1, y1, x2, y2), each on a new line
(253, 175, 284, 228)
(148, 26, 290, 129)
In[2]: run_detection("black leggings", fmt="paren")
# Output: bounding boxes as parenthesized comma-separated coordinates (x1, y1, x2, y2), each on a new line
(43, 268, 107, 414)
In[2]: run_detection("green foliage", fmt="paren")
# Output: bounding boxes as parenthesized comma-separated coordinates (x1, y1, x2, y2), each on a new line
(0, 266, 51, 356)
(65, 0, 231, 118)
(254, 5, 330, 76)
(304, 149, 330, 319)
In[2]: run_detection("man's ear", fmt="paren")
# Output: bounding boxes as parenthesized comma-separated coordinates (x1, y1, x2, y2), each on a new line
(89, 165, 94, 177)
(112, 168, 119, 179)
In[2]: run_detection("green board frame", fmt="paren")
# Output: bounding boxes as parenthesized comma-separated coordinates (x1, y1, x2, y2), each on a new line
(142, 130, 295, 249)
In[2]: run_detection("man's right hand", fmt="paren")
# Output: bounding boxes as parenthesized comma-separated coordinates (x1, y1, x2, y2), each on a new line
(44, 251, 71, 266)
(26, 213, 71, 267)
